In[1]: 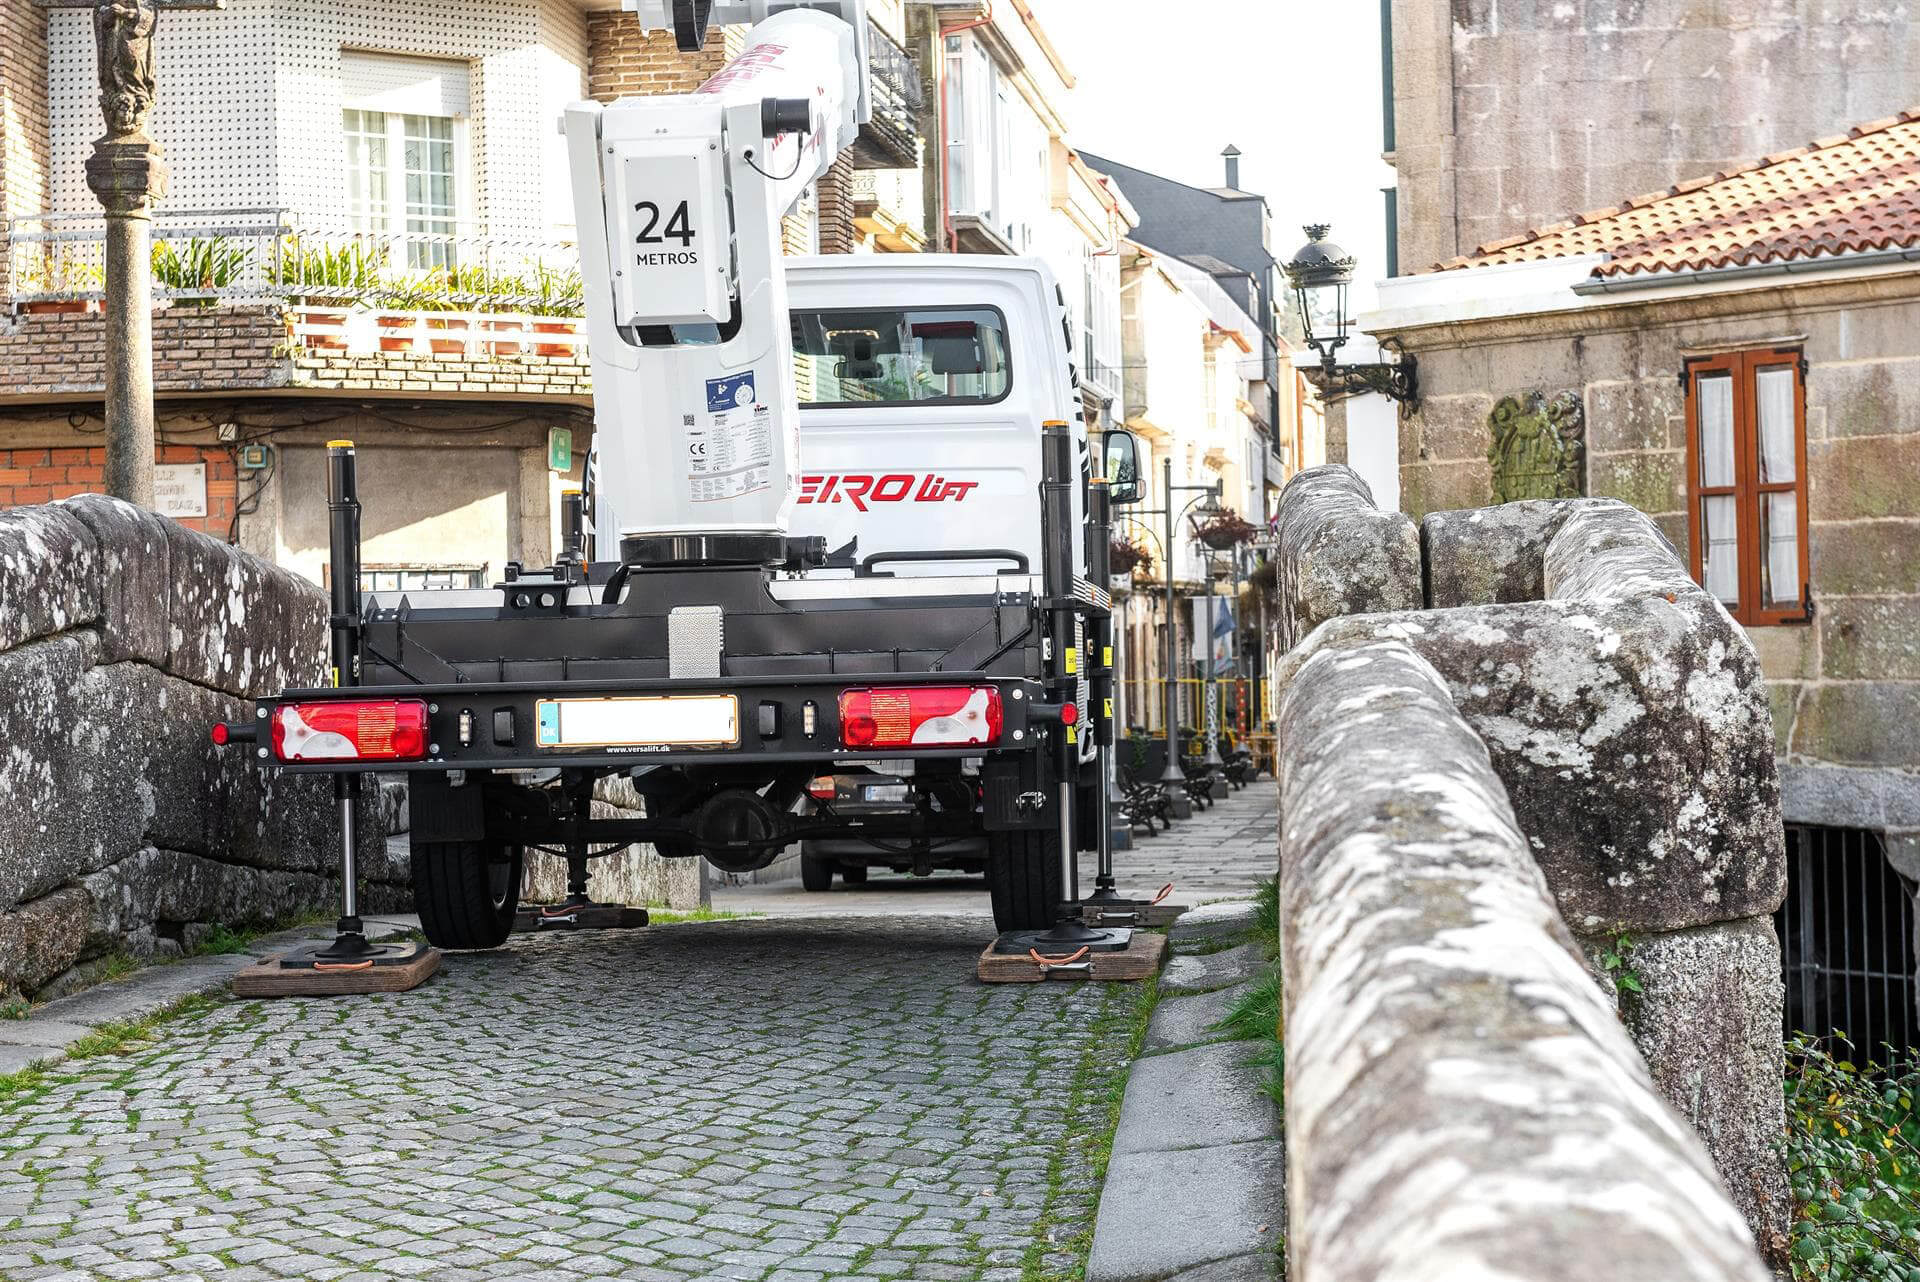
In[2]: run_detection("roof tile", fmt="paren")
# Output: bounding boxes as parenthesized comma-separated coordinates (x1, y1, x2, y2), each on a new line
(1433, 107, 1920, 277)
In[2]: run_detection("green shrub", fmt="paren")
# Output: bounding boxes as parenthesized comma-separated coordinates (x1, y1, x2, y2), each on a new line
(1785, 1034, 1920, 1280)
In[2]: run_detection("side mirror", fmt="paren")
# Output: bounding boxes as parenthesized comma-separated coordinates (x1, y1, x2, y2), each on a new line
(1102, 429, 1144, 505)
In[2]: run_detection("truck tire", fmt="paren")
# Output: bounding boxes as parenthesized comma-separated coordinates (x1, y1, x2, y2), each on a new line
(411, 840, 522, 950)
(986, 829, 1063, 932)
(800, 849, 835, 892)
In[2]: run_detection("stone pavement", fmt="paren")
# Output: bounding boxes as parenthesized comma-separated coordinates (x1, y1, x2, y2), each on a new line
(712, 782, 1278, 918)
(0, 917, 1132, 1282)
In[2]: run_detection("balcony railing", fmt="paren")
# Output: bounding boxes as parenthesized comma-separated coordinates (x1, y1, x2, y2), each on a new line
(6, 208, 586, 358)
(847, 22, 924, 170)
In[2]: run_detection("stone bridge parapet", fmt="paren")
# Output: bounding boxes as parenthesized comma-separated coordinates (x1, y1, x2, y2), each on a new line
(1273, 465, 1792, 1269)
(1278, 638, 1771, 1282)
(0, 496, 398, 999)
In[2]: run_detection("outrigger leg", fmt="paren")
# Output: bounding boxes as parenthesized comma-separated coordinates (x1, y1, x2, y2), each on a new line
(232, 440, 440, 996)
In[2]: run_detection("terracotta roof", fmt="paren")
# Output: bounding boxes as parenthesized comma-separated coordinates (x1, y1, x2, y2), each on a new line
(1433, 108, 1920, 277)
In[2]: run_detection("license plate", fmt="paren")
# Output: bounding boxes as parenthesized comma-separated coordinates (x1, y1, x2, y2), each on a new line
(535, 695, 739, 749)
(864, 784, 910, 803)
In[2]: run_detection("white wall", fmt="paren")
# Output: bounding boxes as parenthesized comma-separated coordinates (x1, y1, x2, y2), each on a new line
(1345, 392, 1401, 513)
(47, 0, 586, 238)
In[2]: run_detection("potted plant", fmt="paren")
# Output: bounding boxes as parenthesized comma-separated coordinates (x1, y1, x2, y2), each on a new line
(151, 235, 253, 308)
(526, 261, 584, 357)
(270, 237, 385, 351)
(19, 251, 102, 316)
(1191, 508, 1259, 550)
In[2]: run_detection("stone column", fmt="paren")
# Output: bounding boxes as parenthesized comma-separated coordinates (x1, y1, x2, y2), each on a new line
(86, 139, 167, 507)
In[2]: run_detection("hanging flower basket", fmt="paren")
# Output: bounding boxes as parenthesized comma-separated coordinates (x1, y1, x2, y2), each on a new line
(1191, 509, 1259, 550)
(1109, 537, 1153, 577)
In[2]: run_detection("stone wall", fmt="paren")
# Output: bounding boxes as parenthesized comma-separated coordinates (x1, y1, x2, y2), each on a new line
(0, 497, 398, 1000)
(1277, 636, 1771, 1282)
(1273, 467, 1793, 1260)
(1373, 275, 1920, 829)
(1389, 0, 1920, 270)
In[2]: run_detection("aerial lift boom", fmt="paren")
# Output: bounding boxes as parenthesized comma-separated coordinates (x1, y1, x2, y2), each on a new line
(565, 0, 873, 568)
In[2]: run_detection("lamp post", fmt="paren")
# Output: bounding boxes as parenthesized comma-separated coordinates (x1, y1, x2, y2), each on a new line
(1153, 456, 1221, 801)
(1196, 542, 1226, 770)
(1284, 223, 1418, 410)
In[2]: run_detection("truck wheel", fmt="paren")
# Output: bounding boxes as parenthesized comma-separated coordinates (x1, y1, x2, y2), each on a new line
(986, 829, 1063, 932)
(800, 849, 835, 892)
(411, 840, 522, 950)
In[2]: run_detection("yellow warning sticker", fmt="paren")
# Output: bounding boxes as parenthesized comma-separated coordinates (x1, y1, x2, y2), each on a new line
(1104, 698, 1114, 720)
(1065, 648, 1078, 674)
(1101, 646, 1113, 668)
(1066, 726, 1079, 744)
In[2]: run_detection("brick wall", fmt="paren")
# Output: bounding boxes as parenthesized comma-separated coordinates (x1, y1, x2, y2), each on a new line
(586, 13, 742, 101)
(0, 305, 290, 398)
(289, 350, 592, 400)
(817, 155, 856, 256)
(0, 0, 52, 296)
(0, 443, 237, 537)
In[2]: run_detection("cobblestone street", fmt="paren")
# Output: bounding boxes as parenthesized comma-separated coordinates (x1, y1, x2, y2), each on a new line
(0, 917, 1134, 1282)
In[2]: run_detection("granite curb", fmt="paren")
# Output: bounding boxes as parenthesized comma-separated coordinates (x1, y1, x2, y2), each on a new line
(0, 914, 421, 1075)
(1088, 897, 1284, 1282)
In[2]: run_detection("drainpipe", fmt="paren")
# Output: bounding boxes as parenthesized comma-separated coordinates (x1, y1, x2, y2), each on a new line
(936, 4, 994, 253)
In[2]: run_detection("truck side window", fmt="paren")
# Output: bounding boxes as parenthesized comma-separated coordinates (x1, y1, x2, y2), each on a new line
(791, 307, 1013, 407)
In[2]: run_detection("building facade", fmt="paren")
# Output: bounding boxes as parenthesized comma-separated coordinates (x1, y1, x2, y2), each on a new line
(1359, 110, 1920, 1047)
(1386, 0, 1920, 274)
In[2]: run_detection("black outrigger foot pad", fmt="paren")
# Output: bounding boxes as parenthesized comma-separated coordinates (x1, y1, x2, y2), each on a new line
(514, 902, 651, 933)
(233, 938, 441, 997)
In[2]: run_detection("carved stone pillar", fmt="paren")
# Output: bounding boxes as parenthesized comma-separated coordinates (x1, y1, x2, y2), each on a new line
(86, 138, 167, 507)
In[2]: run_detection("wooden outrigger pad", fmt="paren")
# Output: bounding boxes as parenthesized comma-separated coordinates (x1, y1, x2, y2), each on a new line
(233, 942, 442, 997)
(514, 903, 651, 933)
(977, 930, 1168, 984)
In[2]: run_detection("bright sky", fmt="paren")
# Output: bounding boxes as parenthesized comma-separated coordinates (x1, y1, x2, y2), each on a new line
(1042, 0, 1397, 311)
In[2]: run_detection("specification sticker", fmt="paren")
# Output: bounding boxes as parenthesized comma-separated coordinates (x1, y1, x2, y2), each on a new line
(689, 371, 772, 502)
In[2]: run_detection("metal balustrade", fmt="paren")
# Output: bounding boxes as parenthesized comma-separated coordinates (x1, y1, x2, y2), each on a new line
(5, 209, 583, 316)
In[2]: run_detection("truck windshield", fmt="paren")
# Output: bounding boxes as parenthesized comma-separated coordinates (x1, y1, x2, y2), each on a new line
(791, 307, 1011, 407)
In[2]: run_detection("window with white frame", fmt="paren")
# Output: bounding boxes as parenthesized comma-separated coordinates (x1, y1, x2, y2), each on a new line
(340, 52, 470, 270)
(942, 33, 1047, 251)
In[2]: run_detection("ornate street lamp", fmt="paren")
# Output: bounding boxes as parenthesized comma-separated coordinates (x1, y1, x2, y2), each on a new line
(1285, 224, 1418, 411)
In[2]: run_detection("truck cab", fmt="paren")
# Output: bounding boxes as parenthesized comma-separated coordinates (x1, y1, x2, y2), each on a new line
(783, 255, 1085, 587)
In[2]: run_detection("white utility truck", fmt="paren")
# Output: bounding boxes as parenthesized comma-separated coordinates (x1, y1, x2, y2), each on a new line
(213, 0, 1144, 954)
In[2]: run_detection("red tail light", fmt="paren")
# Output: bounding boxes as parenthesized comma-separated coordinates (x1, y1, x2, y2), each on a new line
(838, 687, 1002, 750)
(807, 776, 838, 801)
(271, 700, 430, 763)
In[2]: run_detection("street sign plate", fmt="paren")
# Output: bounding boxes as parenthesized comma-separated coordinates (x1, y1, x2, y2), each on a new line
(153, 463, 207, 518)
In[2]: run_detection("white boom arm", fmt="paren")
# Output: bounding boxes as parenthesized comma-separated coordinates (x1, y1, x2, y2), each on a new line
(564, 0, 871, 563)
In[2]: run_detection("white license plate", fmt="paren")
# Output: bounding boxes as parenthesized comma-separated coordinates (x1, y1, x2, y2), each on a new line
(535, 695, 739, 749)
(864, 784, 910, 804)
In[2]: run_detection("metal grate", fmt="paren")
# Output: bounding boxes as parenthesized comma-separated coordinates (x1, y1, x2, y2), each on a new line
(1775, 825, 1919, 1057)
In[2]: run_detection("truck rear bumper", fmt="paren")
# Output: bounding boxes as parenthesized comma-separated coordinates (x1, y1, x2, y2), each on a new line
(243, 671, 1044, 775)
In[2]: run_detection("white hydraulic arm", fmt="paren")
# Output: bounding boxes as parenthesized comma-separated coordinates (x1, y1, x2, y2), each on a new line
(565, 0, 872, 565)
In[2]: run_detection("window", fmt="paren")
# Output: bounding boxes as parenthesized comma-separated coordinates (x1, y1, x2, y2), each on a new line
(791, 307, 1012, 407)
(1684, 349, 1809, 625)
(345, 109, 460, 269)
(339, 52, 469, 270)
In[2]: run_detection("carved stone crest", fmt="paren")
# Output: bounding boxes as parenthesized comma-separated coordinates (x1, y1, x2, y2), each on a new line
(1487, 391, 1585, 504)
(94, 0, 158, 139)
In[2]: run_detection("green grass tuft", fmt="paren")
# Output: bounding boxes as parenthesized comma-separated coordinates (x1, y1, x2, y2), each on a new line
(1252, 876, 1280, 958)
(1215, 966, 1282, 1043)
